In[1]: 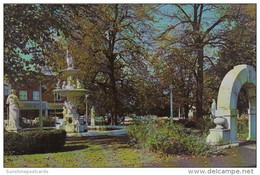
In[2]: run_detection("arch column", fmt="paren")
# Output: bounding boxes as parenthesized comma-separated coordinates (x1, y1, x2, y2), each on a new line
(247, 87, 256, 141)
(218, 109, 238, 143)
(248, 108, 256, 141)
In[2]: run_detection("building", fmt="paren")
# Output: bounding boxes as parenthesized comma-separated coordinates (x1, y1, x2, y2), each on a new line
(4, 77, 64, 119)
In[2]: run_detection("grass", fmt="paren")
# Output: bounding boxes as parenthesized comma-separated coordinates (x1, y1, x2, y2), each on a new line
(4, 135, 167, 167)
(4, 135, 255, 167)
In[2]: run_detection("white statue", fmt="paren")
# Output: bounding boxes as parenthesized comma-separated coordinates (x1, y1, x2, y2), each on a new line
(91, 106, 95, 126)
(76, 79, 82, 89)
(62, 81, 66, 89)
(211, 99, 216, 118)
(56, 79, 61, 89)
(6, 89, 22, 132)
(64, 101, 71, 114)
(66, 50, 74, 69)
(62, 106, 67, 116)
(66, 76, 74, 89)
(68, 101, 77, 114)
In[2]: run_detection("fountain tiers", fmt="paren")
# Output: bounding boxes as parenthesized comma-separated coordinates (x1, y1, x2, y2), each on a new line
(53, 68, 88, 133)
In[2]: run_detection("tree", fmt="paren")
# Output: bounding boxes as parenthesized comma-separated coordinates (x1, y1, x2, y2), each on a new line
(158, 4, 229, 118)
(46, 4, 156, 124)
(4, 4, 72, 86)
(152, 46, 196, 118)
(215, 4, 256, 77)
(206, 4, 256, 116)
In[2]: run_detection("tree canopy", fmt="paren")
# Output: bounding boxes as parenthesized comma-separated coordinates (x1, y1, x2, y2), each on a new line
(4, 4, 256, 122)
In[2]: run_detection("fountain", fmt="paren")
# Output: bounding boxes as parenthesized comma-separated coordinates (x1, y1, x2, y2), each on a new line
(53, 50, 88, 133)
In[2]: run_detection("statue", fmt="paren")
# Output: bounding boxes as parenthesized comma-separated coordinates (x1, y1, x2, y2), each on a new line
(6, 89, 22, 132)
(66, 50, 74, 69)
(64, 101, 71, 114)
(68, 101, 77, 114)
(56, 79, 61, 89)
(211, 99, 216, 118)
(76, 79, 82, 89)
(62, 106, 67, 116)
(66, 76, 74, 89)
(91, 106, 95, 126)
(62, 81, 66, 89)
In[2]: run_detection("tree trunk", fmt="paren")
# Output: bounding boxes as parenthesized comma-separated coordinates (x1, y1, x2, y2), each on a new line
(196, 46, 204, 118)
(109, 57, 118, 125)
(184, 104, 189, 118)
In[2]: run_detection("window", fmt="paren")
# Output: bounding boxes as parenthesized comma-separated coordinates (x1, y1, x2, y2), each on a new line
(56, 93, 62, 101)
(4, 84, 10, 96)
(19, 91, 27, 100)
(33, 91, 40, 100)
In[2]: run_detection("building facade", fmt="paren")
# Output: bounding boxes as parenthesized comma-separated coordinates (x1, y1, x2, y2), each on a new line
(4, 77, 64, 119)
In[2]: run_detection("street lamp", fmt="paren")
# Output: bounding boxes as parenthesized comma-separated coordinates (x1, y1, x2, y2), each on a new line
(39, 80, 43, 131)
(169, 84, 174, 126)
(85, 94, 89, 125)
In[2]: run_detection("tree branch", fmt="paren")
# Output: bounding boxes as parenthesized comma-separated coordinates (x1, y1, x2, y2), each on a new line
(202, 15, 228, 41)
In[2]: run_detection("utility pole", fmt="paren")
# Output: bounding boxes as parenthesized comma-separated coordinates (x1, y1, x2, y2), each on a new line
(39, 81, 43, 131)
(85, 94, 89, 125)
(169, 84, 174, 126)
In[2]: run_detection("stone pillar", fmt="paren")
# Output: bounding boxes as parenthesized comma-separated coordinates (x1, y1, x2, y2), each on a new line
(45, 109, 48, 117)
(207, 109, 238, 145)
(90, 106, 95, 126)
(247, 109, 256, 141)
(222, 109, 238, 144)
(206, 115, 230, 145)
(223, 115, 237, 143)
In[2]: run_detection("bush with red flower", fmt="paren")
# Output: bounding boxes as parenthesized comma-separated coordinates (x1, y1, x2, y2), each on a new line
(127, 120, 221, 156)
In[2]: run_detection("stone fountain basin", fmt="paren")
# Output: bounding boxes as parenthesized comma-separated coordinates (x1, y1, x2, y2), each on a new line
(60, 68, 79, 77)
(66, 125, 126, 137)
(53, 89, 88, 97)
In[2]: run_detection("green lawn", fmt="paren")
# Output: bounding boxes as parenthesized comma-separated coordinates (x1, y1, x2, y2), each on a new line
(4, 135, 256, 167)
(4, 135, 179, 167)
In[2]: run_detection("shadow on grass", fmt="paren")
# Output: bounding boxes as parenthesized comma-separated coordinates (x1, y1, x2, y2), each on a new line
(66, 135, 131, 147)
(6, 135, 131, 156)
(5, 144, 89, 156)
(238, 140, 256, 146)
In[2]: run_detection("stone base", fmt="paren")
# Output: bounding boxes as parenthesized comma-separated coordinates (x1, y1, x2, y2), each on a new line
(78, 125, 88, 132)
(247, 136, 256, 141)
(6, 126, 22, 133)
(62, 124, 87, 133)
(65, 124, 76, 133)
(206, 128, 230, 145)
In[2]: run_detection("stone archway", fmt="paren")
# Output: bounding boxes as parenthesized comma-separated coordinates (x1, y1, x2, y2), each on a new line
(207, 65, 256, 145)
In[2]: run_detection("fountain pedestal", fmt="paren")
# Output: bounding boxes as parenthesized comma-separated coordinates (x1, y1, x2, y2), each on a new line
(54, 73, 88, 133)
(53, 51, 88, 133)
(53, 65, 88, 133)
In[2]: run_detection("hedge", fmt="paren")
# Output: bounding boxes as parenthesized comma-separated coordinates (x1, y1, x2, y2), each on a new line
(4, 130, 66, 155)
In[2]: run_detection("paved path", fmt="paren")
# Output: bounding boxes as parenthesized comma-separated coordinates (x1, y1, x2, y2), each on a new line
(169, 142, 256, 167)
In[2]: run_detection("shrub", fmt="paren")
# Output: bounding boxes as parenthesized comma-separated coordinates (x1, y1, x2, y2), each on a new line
(4, 130, 66, 155)
(194, 117, 216, 137)
(127, 120, 221, 156)
(237, 115, 248, 140)
(173, 118, 196, 128)
(32, 117, 56, 127)
(20, 116, 56, 128)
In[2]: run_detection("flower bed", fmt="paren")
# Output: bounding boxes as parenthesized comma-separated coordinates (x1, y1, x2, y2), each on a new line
(127, 120, 221, 156)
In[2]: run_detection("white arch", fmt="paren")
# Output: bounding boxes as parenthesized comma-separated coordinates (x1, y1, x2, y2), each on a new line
(217, 65, 256, 113)
(207, 64, 256, 145)
(216, 64, 256, 143)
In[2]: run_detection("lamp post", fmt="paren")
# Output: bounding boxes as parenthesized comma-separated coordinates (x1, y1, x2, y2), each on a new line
(85, 94, 89, 125)
(169, 84, 174, 126)
(39, 81, 43, 131)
